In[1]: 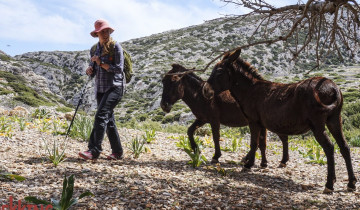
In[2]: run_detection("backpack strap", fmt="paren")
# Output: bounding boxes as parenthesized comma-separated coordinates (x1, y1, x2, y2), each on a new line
(90, 43, 98, 56)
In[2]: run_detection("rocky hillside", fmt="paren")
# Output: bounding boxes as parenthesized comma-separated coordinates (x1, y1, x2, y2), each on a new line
(0, 16, 359, 124)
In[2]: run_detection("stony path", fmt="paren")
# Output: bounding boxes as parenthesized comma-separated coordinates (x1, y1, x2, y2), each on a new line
(1, 127, 360, 209)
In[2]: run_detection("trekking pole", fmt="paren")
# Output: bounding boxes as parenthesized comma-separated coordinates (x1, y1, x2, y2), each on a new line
(64, 76, 93, 140)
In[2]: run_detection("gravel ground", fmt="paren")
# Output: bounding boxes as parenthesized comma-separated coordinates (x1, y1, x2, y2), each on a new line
(1, 127, 360, 209)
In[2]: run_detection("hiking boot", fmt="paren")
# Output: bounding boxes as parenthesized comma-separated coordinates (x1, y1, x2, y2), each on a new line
(107, 153, 123, 160)
(79, 150, 96, 160)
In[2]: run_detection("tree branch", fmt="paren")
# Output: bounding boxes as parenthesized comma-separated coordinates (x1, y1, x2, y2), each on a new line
(202, 0, 360, 72)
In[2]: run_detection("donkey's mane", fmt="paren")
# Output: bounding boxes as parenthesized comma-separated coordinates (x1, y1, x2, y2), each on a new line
(170, 64, 204, 82)
(233, 58, 264, 81)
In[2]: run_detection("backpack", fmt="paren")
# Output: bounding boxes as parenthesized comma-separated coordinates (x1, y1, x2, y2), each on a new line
(90, 41, 133, 83)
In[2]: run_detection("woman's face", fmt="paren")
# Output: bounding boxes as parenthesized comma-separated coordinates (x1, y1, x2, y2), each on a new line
(98, 29, 110, 42)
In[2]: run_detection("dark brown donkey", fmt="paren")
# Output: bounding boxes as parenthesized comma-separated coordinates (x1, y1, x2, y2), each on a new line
(160, 64, 289, 166)
(203, 49, 357, 193)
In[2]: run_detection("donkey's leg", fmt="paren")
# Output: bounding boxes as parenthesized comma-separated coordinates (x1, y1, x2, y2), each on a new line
(326, 113, 357, 191)
(279, 135, 289, 167)
(210, 122, 221, 164)
(187, 119, 205, 153)
(311, 124, 336, 193)
(244, 123, 261, 169)
(242, 128, 267, 167)
(259, 128, 268, 168)
(240, 128, 267, 168)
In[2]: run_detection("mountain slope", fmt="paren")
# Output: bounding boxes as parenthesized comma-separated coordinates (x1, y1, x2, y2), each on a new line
(0, 16, 359, 124)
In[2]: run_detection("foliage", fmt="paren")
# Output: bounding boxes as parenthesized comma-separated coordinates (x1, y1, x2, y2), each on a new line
(0, 71, 54, 107)
(143, 129, 156, 143)
(174, 135, 195, 151)
(0, 54, 13, 62)
(17, 117, 27, 131)
(0, 172, 26, 181)
(344, 129, 360, 147)
(342, 100, 360, 147)
(298, 137, 327, 165)
(221, 128, 244, 152)
(119, 119, 187, 134)
(0, 116, 14, 138)
(211, 163, 229, 176)
(44, 138, 67, 167)
(52, 118, 67, 136)
(173, 135, 207, 167)
(129, 136, 146, 158)
(56, 106, 74, 113)
(0, 87, 13, 95)
(38, 118, 51, 133)
(195, 125, 212, 136)
(25, 174, 94, 210)
(69, 115, 93, 141)
(32, 108, 50, 119)
(184, 146, 207, 168)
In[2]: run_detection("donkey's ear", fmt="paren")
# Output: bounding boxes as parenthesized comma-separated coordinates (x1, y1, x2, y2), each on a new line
(227, 49, 241, 63)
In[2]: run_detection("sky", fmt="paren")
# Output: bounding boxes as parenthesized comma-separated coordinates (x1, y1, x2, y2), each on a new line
(0, 0, 298, 56)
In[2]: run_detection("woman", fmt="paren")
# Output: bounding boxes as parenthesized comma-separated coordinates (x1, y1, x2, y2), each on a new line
(79, 19, 125, 160)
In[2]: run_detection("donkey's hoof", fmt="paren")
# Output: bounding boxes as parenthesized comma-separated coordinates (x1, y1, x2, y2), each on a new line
(347, 186, 356, 192)
(241, 167, 251, 173)
(239, 159, 247, 166)
(278, 163, 287, 168)
(323, 187, 334, 194)
(260, 163, 268, 168)
(211, 159, 219, 164)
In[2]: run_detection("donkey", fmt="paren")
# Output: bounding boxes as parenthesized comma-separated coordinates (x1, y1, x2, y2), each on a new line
(160, 64, 289, 166)
(203, 49, 357, 193)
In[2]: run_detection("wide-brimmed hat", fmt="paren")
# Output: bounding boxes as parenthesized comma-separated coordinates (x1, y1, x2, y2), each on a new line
(90, 19, 114, 37)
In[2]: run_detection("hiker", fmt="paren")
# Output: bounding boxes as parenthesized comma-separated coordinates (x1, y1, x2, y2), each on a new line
(79, 19, 125, 160)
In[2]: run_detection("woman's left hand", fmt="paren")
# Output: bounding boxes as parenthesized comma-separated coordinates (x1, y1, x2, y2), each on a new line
(101, 63, 110, 71)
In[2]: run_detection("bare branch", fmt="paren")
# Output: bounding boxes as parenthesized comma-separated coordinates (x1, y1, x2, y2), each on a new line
(203, 0, 360, 72)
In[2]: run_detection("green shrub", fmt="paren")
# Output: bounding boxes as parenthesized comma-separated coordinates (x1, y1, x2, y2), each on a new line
(162, 114, 175, 123)
(143, 129, 156, 143)
(0, 71, 53, 107)
(69, 115, 93, 141)
(0, 87, 13, 95)
(163, 123, 187, 134)
(56, 106, 73, 113)
(343, 91, 360, 103)
(152, 115, 163, 122)
(139, 120, 162, 131)
(129, 136, 146, 158)
(195, 125, 212, 136)
(25, 174, 93, 209)
(0, 54, 12, 62)
(137, 113, 148, 122)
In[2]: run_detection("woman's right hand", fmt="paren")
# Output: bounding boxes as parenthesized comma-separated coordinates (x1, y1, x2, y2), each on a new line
(86, 66, 93, 75)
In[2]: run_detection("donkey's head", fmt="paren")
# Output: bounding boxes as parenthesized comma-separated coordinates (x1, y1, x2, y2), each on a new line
(203, 49, 241, 100)
(160, 64, 186, 113)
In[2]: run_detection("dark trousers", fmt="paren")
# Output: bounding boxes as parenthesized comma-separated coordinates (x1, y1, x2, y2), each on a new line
(88, 86, 123, 157)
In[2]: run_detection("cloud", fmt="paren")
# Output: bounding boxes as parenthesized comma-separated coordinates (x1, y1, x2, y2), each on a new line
(0, 0, 89, 44)
(73, 0, 226, 42)
(0, 0, 231, 46)
(2, 0, 272, 55)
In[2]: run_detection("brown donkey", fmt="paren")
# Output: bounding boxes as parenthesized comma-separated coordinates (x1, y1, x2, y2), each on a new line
(203, 49, 357, 193)
(160, 64, 289, 166)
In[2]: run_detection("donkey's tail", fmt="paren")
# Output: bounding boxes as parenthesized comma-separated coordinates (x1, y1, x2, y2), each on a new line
(313, 78, 342, 111)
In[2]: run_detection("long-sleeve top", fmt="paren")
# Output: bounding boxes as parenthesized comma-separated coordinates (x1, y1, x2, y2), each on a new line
(90, 41, 124, 94)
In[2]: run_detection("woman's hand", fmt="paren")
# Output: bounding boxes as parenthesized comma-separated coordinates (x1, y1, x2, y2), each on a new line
(86, 66, 93, 75)
(91, 55, 101, 66)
